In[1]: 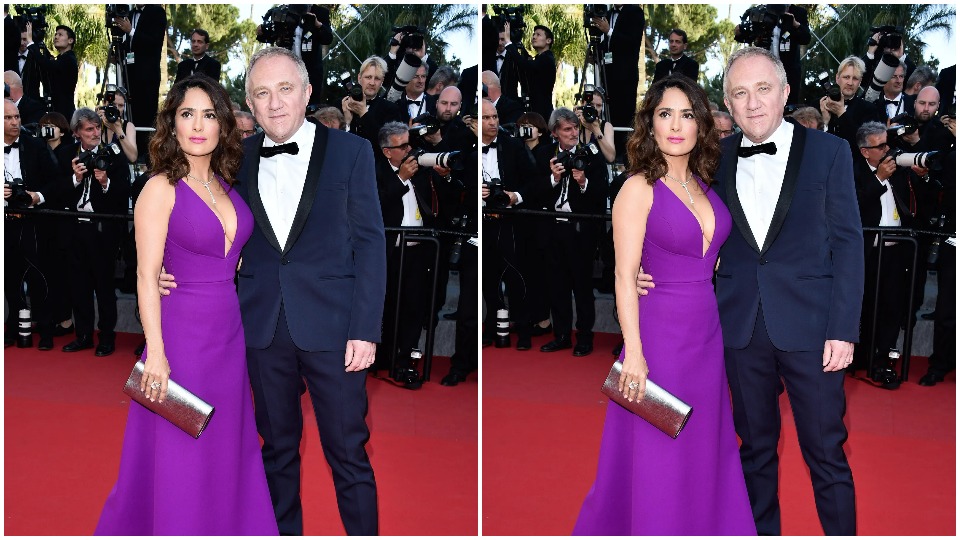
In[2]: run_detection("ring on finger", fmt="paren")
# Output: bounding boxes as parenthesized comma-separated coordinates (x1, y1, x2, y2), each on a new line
(628, 381, 639, 390)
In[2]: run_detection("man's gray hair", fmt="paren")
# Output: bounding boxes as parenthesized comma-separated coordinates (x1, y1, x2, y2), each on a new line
(723, 47, 788, 99)
(378, 121, 408, 149)
(234, 110, 255, 122)
(856, 121, 887, 148)
(712, 110, 733, 122)
(837, 56, 866, 79)
(70, 107, 100, 132)
(428, 65, 457, 89)
(906, 65, 937, 89)
(245, 47, 311, 97)
(548, 107, 578, 132)
(359, 55, 388, 79)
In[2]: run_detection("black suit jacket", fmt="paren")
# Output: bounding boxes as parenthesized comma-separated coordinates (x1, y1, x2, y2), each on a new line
(520, 49, 556, 121)
(495, 95, 523, 126)
(653, 54, 700, 82)
(599, 5, 644, 84)
(121, 5, 166, 126)
(854, 157, 918, 253)
(16, 95, 45, 126)
(826, 96, 884, 158)
(346, 96, 402, 153)
(375, 157, 438, 251)
(18, 49, 41, 100)
(543, 141, 608, 218)
(873, 93, 916, 121)
(498, 43, 523, 100)
(397, 93, 437, 124)
(27, 45, 77, 119)
(11, 134, 61, 206)
(485, 134, 537, 205)
(458, 64, 478, 107)
(935, 65, 955, 112)
(5, 14, 20, 76)
(174, 55, 221, 83)
(300, 5, 333, 104)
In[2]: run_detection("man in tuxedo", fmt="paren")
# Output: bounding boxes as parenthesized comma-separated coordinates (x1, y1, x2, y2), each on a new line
(593, 4, 645, 150)
(234, 46, 384, 535)
(3, 71, 44, 126)
(934, 64, 955, 114)
(62, 107, 131, 357)
(494, 24, 522, 101)
(397, 64, 437, 124)
(481, 70, 523, 125)
(504, 22, 556, 121)
(16, 27, 41, 101)
(174, 28, 221, 83)
(386, 29, 438, 95)
(863, 29, 916, 95)
(25, 23, 77, 120)
(873, 62, 913, 121)
(539, 107, 609, 357)
(4, 7, 20, 76)
(3, 98, 62, 349)
(821, 56, 885, 159)
(716, 47, 862, 535)
(653, 29, 699, 83)
(342, 55, 402, 153)
(480, 98, 538, 350)
(113, 4, 166, 160)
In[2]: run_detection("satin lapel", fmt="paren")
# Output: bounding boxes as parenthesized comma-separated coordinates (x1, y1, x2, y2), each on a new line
(282, 122, 328, 255)
(760, 123, 806, 255)
(723, 133, 762, 254)
(246, 132, 283, 254)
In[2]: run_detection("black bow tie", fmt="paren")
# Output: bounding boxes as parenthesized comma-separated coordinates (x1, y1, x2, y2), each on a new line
(4, 141, 20, 153)
(407, 100, 422, 106)
(738, 142, 777, 158)
(885, 99, 899, 106)
(496, 54, 504, 59)
(482, 141, 498, 153)
(18, 54, 26, 59)
(260, 142, 299, 158)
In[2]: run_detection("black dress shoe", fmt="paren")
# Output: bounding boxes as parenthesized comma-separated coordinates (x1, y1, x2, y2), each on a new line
(37, 336, 54, 351)
(540, 335, 572, 353)
(53, 324, 74, 337)
(62, 337, 94, 352)
(440, 370, 469, 386)
(918, 371, 946, 386)
(530, 323, 553, 337)
(573, 342, 594, 357)
(95, 343, 116, 357)
(516, 334, 532, 351)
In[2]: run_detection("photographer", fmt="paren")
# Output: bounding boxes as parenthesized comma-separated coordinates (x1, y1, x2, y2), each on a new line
(852, 121, 925, 385)
(504, 21, 556, 121)
(96, 86, 138, 164)
(374, 121, 439, 387)
(426, 65, 457, 96)
(312, 106, 345, 130)
(821, 56, 885, 158)
(398, 64, 437, 124)
(4, 98, 62, 349)
(653, 28, 699, 83)
(592, 5, 645, 150)
(3, 71, 43, 126)
(387, 26, 437, 93)
(481, 70, 522, 125)
(233, 110, 257, 139)
(712, 110, 736, 138)
(873, 61, 912, 121)
(904, 65, 937, 97)
(256, 5, 333, 104)
(480, 99, 538, 350)
(341, 55, 402, 152)
(174, 29, 221, 84)
(60, 108, 130, 357)
(24, 22, 77, 119)
(735, 4, 810, 104)
(864, 26, 916, 93)
(575, 86, 615, 163)
(491, 18, 522, 100)
(112, 4, 166, 157)
(540, 107, 608, 357)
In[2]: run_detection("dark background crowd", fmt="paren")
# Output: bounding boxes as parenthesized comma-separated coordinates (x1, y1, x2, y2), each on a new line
(480, 4, 955, 388)
(3, 4, 478, 389)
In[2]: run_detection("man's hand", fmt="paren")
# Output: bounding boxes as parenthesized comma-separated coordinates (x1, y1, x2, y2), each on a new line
(114, 16, 132, 34)
(820, 95, 844, 117)
(901, 130, 921, 145)
(3, 185, 11, 199)
(345, 340, 376, 372)
(398, 156, 419, 180)
(592, 16, 610, 34)
(822, 340, 854, 372)
(942, 116, 956, 136)
(27, 191, 40, 206)
(158, 270, 177, 296)
(911, 165, 929, 177)
(875, 156, 896, 180)
(433, 165, 451, 177)
(71, 157, 87, 182)
(549, 157, 566, 182)
(635, 269, 655, 296)
(465, 117, 478, 136)
(94, 169, 109, 188)
(572, 168, 586, 188)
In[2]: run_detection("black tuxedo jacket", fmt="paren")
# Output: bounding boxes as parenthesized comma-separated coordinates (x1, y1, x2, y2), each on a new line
(457, 64, 478, 107)
(300, 5, 333, 104)
(62, 140, 131, 242)
(27, 45, 77, 119)
(498, 43, 523, 100)
(16, 95, 45, 126)
(854, 158, 917, 236)
(653, 54, 700, 82)
(375, 157, 438, 250)
(543, 141, 608, 217)
(495, 95, 524, 125)
(121, 5, 166, 126)
(521, 49, 556, 121)
(18, 49, 42, 101)
(825, 96, 883, 158)
(11, 134, 61, 206)
(715, 124, 863, 351)
(346, 96, 401, 153)
(486, 134, 537, 205)
(935, 65, 955, 111)
(397, 93, 437, 124)
(873, 93, 916, 121)
(235, 121, 386, 351)
(174, 55, 222, 83)
(5, 14, 20, 76)
(599, 5, 644, 83)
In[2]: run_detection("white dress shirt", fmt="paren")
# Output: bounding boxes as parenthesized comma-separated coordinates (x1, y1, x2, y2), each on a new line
(406, 92, 426, 121)
(737, 120, 793, 248)
(259, 121, 315, 247)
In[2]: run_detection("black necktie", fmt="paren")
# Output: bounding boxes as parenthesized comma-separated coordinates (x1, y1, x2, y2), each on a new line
(5, 141, 20, 153)
(260, 142, 299, 158)
(737, 142, 777, 158)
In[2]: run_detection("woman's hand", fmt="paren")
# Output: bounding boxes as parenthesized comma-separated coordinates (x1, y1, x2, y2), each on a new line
(140, 348, 171, 403)
(618, 348, 649, 402)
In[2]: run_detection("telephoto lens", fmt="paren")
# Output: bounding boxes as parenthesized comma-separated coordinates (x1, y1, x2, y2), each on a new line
(495, 309, 511, 348)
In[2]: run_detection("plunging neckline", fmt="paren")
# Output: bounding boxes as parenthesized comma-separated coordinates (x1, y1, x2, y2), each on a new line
(658, 178, 715, 258)
(182, 177, 237, 258)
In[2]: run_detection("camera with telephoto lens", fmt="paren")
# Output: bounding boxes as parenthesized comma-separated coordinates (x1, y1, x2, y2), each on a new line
(386, 53, 423, 103)
(390, 25, 426, 53)
(5, 177, 33, 209)
(868, 25, 905, 52)
(77, 143, 121, 178)
(14, 4, 49, 41)
(735, 4, 788, 49)
(817, 71, 843, 102)
(502, 122, 533, 140)
(886, 113, 918, 139)
(409, 113, 441, 138)
(339, 72, 365, 102)
(863, 53, 901, 103)
(409, 147, 465, 171)
(483, 179, 511, 209)
(448, 212, 472, 268)
(492, 5, 526, 43)
(888, 148, 943, 171)
(557, 143, 600, 172)
(258, 4, 310, 49)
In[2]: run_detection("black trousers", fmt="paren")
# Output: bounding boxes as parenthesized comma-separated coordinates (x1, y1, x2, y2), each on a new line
(379, 242, 434, 369)
(725, 303, 856, 536)
(857, 242, 911, 368)
(67, 221, 121, 344)
(246, 303, 377, 536)
(927, 243, 955, 375)
(449, 242, 477, 375)
(547, 220, 598, 342)
(481, 218, 530, 338)
(4, 218, 57, 338)
(515, 215, 551, 324)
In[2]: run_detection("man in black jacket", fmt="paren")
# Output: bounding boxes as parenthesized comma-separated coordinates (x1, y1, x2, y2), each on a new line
(504, 22, 556, 121)
(397, 64, 437, 124)
(174, 29, 221, 83)
(3, 71, 44, 126)
(61, 108, 131, 357)
(821, 56, 885, 159)
(594, 4, 645, 145)
(735, 4, 810, 104)
(482, 70, 523, 125)
(25, 23, 77, 120)
(342, 55, 402, 153)
(653, 28, 699, 83)
(113, 4, 166, 160)
(4, 98, 63, 349)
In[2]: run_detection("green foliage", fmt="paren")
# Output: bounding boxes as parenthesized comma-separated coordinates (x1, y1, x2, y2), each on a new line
(166, 5, 245, 85)
(644, 3, 722, 78)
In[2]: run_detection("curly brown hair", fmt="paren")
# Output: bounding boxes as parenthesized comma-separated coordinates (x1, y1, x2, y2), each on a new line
(148, 74, 243, 187)
(625, 74, 720, 188)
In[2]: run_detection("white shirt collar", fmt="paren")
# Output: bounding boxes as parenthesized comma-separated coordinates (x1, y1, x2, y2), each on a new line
(263, 120, 313, 150)
(741, 119, 792, 149)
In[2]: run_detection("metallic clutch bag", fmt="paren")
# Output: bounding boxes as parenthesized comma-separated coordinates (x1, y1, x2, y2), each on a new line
(122, 361, 215, 439)
(601, 361, 693, 439)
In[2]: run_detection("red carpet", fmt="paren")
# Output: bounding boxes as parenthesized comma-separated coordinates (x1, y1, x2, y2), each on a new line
(4, 332, 477, 536)
(482, 331, 956, 536)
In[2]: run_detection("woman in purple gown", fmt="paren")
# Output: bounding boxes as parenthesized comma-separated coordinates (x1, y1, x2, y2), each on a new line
(573, 75, 756, 535)
(95, 76, 278, 535)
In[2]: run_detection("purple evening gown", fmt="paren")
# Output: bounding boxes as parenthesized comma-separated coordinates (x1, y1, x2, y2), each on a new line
(95, 178, 278, 535)
(573, 178, 756, 535)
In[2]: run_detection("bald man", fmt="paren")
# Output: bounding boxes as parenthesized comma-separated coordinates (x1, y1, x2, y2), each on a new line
(482, 70, 522, 125)
(3, 70, 44, 125)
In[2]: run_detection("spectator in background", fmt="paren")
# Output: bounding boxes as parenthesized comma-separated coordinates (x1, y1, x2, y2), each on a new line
(397, 64, 436, 124)
(3, 70, 43, 125)
(593, 4, 645, 160)
(904, 64, 937, 96)
(873, 62, 912, 121)
(342, 55, 402, 152)
(426, 65, 457, 96)
(113, 4, 167, 161)
(712, 110, 736, 138)
(313, 106, 345, 130)
(234, 110, 257, 139)
(386, 28, 438, 94)
(503, 21, 556, 122)
(175, 28, 222, 83)
(734, 4, 810, 104)
(789, 105, 824, 130)
(482, 70, 523, 126)
(16, 26, 41, 101)
(821, 56, 884, 159)
(24, 22, 78, 120)
(864, 28, 916, 92)
(97, 86, 138, 163)
(653, 28, 699, 82)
